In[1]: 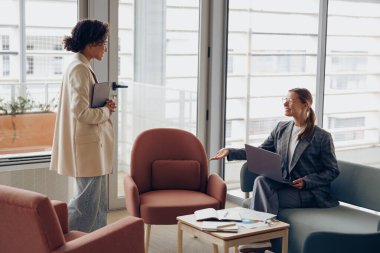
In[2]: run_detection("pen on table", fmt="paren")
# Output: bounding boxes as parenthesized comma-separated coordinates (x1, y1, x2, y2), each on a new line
(217, 223, 236, 228)
(223, 211, 229, 218)
(241, 218, 264, 223)
(249, 219, 263, 223)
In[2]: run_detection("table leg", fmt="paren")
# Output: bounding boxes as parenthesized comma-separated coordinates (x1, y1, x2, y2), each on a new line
(234, 245, 239, 253)
(223, 241, 229, 253)
(281, 229, 289, 253)
(213, 244, 218, 253)
(177, 223, 183, 253)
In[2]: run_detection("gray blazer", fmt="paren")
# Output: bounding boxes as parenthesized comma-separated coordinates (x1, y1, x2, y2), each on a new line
(228, 121, 340, 208)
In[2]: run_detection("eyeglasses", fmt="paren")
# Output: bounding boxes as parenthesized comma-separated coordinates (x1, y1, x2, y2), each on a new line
(265, 218, 279, 226)
(282, 97, 296, 104)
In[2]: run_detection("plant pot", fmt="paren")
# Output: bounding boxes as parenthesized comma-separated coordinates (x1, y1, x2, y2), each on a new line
(0, 112, 56, 155)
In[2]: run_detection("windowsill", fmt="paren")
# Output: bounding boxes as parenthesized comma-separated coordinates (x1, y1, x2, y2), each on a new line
(0, 151, 51, 172)
(0, 146, 52, 155)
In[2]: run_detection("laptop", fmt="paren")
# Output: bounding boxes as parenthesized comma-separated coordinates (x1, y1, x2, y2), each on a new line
(245, 144, 292, 184)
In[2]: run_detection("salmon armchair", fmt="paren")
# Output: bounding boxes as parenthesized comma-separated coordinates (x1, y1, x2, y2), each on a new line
(124, 128, 227, 252)
(0, 185, 144, 253)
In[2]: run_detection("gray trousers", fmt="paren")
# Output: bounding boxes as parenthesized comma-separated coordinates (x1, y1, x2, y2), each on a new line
(247, 176, 317, 214)
(68, 175, 107, 232)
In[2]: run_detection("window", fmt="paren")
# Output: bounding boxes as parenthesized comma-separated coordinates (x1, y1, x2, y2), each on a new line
(328, 117, 365, 129)
(329, 75, 366, 90)
(2, 55, 10, 76)
(225, 121, 232, 138)
(224, 0, 380, 200)
(26, 56, 34, 75)
(249, 118, 281, 136)
(53, 56, 63, 75)
(252, 54, 306, 73)
(2, 35, 9, 50)
(225, 0, 320, 196)
(26, 42, 34, 50)
(115, 0, 200, 198)
(227, 54, 233, 74)
(323, 0, 380, 166)
(27, 36, 65, 50)
(0, 0, 77, 156)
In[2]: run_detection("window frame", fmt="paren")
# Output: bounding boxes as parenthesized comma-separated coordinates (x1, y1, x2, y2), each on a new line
(0, 0, 81, 171)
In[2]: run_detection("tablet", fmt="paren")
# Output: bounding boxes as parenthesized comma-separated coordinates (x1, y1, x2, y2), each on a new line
(91, 82, 111, 108)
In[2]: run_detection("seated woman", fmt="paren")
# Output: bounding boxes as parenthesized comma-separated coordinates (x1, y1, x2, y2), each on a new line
(211, 88, 340, 253)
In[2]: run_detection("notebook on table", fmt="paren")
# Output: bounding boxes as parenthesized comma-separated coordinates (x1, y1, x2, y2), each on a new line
(194, 208, 242, 222)
(201, 221, 238, 233)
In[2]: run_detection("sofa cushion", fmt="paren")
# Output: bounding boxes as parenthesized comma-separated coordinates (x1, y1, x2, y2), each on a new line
(277, 205, 380, 253)
(151, 160, 200, 190)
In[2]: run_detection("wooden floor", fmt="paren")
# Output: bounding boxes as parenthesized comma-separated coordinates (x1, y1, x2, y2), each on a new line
(107, 201, 246, 253)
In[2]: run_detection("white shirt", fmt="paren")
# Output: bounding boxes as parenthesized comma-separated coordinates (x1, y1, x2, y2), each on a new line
(288, 124, 305, 169)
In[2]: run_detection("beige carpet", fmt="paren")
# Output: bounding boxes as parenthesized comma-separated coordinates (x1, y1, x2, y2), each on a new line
(107, 202, 243, 253)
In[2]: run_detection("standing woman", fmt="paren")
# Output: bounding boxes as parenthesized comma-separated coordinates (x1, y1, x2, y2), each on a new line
(211, 88, 340, 214)
(50, 19, 116, 232)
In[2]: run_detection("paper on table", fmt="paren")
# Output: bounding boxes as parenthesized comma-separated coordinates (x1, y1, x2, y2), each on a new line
(238, 221, 268, 229)
(234, 207, 276, 222)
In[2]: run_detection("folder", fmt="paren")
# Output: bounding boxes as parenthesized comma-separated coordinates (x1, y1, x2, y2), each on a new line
(91, 82, 111, 108)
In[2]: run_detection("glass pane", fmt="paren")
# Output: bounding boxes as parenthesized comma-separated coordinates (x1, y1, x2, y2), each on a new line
(0, 0, 77, 156)
(117, 0, 200, 197)
(226, 0, 320, 198)
(323, 0, 380, 168)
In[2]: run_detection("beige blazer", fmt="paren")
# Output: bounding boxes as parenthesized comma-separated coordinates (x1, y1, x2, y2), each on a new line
(50, 53, 115, 177)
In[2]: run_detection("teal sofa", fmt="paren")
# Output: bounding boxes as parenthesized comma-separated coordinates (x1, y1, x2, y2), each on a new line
(240, 160, 380, 253)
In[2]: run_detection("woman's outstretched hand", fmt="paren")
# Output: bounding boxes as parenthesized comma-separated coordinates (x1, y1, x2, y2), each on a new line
(210, 148, 229, 161)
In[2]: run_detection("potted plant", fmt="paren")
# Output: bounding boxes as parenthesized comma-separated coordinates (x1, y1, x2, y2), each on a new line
(0, 96, 57, 155)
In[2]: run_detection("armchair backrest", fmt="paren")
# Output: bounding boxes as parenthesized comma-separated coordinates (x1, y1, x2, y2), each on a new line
(130, 128, 208, 194)
(0, 185, 64, 253)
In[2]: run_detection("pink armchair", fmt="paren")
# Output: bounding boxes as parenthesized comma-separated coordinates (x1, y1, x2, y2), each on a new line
(0, 185, 144, 253)
(124, 128, 227, 252)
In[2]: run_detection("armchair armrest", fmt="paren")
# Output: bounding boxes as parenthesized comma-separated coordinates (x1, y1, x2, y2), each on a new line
(206, 173, 227, 209)
(124, 175, 141, 217)
(52, 217, 145, 253)
(51, 200, 68, 234)
(240, 162, 259, 196)
(303, 231, 380, 253)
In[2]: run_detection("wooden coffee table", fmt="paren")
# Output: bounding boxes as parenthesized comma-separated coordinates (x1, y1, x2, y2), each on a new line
(177, 209, 289, 253)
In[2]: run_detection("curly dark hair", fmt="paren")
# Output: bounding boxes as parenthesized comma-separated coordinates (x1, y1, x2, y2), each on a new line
(63, 19, 109, 52)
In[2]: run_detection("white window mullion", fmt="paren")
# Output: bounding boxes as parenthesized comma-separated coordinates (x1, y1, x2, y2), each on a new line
(315, 0, 329, 127)
(19, 0, 27, 99)
(207, 0, 228, 176)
